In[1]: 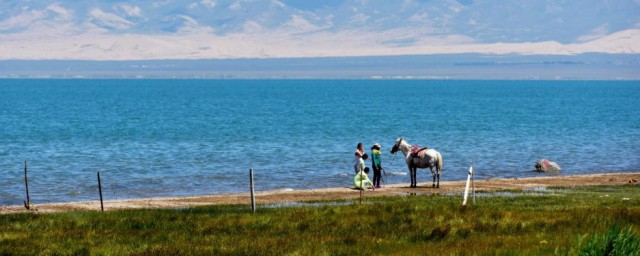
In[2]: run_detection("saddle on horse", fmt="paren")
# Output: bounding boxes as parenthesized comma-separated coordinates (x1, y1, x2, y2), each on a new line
(410, 145, 429, 158)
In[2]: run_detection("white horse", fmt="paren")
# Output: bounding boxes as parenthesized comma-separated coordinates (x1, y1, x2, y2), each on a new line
(390, 137, 443, 188)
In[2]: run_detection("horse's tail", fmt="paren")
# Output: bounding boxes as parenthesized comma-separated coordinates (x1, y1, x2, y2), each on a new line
(436, 151, 443, 173)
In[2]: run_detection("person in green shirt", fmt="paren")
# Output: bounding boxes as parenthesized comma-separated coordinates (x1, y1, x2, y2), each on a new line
(370, 143, 383, 188)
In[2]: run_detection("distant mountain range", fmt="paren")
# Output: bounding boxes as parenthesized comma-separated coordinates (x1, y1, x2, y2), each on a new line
(1, 0, 639, 60)
(1, 53, 638, 79)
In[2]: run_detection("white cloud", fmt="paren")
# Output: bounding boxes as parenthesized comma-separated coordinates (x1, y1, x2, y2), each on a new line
(284, 15, 321, 32)
(0, 9, 47, 30)
(401, 0, 417, 11)
(577, 24, 609, 42)
(47, 3, 74, 21)
(152, 1, 172, 8)
(200, 0, 217, 9)
(119, 4, 142, 17)
(0, 28, 639, 60)
(418, 34, 476, 45)
(229, 1, 241, 10)
(89, 8, 134, 30)
(178, 15, 198, 25)
(322, 14, 334, 29)
(243, 21, 263, 33)
(409, 11, 429, 23)
(0, 5, 76, 37)
(349, 13, 370, 25)
(175, 15, 214, 34)
(545, 2, 563, 14)
(271, 0, 285, 8)
(0, 2, 638, 60)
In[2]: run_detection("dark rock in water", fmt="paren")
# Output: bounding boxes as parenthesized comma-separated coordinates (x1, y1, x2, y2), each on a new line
(535, 159, 561, 173)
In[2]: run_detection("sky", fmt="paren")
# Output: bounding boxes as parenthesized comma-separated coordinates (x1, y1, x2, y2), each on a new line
(0, 0, 639, 60)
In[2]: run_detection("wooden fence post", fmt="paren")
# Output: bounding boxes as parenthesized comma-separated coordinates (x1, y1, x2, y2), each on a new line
(23, 161, 31, 210)
(360, 171, 363, 204)
(97, 172, 104, 212)
(249, 169, 256, 213)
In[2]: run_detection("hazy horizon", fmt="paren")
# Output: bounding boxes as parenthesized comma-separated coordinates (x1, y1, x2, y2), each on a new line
(1, 53, 638, 80)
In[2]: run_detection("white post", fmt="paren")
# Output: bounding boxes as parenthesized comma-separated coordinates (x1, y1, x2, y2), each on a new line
(463, 165, 474, 206)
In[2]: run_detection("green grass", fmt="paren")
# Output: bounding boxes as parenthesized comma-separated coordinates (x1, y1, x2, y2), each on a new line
(572, 226, 640, 256)
(1, 185, 639, 255)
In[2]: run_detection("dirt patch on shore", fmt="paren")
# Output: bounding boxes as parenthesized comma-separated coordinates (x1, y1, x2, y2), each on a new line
(2, 172, 638, 215)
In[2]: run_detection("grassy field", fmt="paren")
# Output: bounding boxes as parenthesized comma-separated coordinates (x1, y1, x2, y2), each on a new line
(1, 185, 639, 255)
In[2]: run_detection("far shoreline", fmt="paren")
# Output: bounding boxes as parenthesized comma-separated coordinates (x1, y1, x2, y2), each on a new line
(2, 172, 638, 215)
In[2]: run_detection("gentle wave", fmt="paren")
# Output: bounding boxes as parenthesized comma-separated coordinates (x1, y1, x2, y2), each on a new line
(386, 172, 408, 176)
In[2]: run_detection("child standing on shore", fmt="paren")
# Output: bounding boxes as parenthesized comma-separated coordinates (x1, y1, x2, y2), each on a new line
(371, 143, 383, 188)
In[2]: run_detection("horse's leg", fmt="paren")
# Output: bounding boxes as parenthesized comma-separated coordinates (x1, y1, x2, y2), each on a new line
(411, 167, 417, 188)
(408, 166, 413, 188)
(431, 167, 436, 188)
(437, 173, 440, 188)
(412, 167, 417, 188)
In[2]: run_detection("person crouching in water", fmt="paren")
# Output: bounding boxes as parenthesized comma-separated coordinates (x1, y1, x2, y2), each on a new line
(354, 166, 375, 190)
(371, 143, 383, 189)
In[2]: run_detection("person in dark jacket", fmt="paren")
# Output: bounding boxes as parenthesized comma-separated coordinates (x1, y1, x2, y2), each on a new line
(371, 143, 383, 188)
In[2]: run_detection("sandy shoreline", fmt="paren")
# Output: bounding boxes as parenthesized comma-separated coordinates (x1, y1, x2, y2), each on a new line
(2, 172, 638, 215)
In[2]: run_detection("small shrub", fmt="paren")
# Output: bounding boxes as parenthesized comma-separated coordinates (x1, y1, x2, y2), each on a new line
(412, 225, 452, 242)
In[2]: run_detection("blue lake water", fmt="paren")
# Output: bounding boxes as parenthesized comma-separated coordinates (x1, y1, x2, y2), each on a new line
(1, 79, 639, 205)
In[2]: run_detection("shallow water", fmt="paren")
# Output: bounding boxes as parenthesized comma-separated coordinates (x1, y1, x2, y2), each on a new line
(1, 79, 639, 205)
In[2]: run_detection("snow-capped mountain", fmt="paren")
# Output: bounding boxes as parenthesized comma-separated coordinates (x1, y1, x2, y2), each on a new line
(0, 0, 638, 60)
